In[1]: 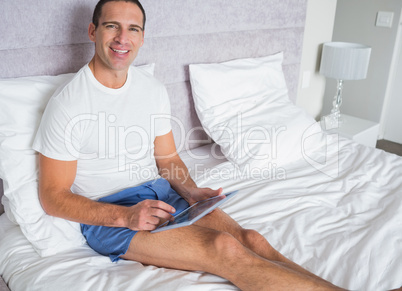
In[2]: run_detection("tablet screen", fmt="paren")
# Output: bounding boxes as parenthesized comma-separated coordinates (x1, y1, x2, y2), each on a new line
(151, 191, 238, 233)
(168, 195, 226, 225)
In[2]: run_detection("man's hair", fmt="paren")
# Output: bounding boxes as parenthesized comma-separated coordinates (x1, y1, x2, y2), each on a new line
(92, 0, 146, 30)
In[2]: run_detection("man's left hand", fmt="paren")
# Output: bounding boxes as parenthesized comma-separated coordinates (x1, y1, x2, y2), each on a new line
(184, 187, 223, 205)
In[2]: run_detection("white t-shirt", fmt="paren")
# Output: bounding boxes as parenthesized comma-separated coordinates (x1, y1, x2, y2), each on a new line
(33, 65, 172, 200)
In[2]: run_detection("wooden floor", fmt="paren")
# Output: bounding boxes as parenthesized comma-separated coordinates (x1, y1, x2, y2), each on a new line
(376, 140, 402, 156)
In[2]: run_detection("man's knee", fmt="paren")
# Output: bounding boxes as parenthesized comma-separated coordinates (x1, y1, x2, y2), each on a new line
(211, 231, 247, 259)
(240, 228, 262, 245)
(241, 229, 280, 259)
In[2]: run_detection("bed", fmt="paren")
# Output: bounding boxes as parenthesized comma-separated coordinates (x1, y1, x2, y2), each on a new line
(1, 1, 402, 290)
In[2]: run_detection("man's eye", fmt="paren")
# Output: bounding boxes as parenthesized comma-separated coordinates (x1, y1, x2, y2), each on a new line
(129, 28, 139, 32)
(106, 24, 117, 29)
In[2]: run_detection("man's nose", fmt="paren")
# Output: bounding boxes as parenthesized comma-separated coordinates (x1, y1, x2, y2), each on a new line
(114, 28, 129, 44)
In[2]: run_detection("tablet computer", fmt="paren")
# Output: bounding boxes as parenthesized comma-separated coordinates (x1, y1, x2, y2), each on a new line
(151, 190, 238, 233)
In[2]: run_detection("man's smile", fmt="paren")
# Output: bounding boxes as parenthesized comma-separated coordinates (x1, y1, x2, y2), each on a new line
(111, 48, 129, 54)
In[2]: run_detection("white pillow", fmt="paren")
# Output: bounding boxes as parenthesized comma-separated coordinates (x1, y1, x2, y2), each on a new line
(189, 53, 324, 170)
(0, 63, 155, 257)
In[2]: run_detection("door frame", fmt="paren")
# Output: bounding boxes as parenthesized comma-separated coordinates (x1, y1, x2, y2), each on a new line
(380, 8, 402, 143)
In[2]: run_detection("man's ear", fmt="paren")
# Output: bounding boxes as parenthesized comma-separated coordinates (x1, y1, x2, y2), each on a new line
(141, 30, 145, 47)
(88, 23, 96, 42)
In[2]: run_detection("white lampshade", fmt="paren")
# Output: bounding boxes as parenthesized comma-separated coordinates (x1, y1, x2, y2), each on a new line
(319, 42, 371, 80)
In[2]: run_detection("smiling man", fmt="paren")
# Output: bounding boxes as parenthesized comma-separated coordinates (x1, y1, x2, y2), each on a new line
(88, 1, 145, 88)
(33, 1, 344, 290)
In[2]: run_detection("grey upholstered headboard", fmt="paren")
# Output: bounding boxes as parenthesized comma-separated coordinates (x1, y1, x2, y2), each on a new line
(0, 0, 308, 214)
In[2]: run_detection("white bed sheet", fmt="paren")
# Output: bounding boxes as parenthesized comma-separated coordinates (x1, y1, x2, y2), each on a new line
(1, 139, 401, 291)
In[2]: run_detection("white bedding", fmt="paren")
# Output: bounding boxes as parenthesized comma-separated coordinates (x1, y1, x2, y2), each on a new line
(1, 139, 402, 291)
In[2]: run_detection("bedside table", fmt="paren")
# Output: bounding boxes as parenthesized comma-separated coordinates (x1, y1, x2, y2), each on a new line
(320, 114, 380, 147)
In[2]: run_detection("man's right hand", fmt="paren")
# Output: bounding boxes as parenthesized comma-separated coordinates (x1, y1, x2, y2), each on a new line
(126, 200, 176, 231)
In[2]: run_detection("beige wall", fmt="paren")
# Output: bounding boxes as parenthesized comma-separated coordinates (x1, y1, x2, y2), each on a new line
(297, 0, 338, 119)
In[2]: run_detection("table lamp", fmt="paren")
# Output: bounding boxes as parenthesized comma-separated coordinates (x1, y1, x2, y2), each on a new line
(320, 42, 371, 128)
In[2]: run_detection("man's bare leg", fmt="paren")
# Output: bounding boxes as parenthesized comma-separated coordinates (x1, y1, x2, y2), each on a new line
(121, 222, 344, 290)
(195, 208, 340, 287)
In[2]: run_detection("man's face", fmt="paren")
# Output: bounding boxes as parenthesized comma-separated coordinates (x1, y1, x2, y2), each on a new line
(88, 1, 145, 74)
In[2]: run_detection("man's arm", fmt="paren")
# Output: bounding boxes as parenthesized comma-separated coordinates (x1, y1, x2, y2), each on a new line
(38, 154, 175, 230)
(154, 131, 222, 205)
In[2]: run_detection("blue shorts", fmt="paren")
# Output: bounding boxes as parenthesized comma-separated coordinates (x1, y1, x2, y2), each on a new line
(80, 178, 189, 262)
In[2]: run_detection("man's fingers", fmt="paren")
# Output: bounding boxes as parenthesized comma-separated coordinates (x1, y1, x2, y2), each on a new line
(140, 200, 176, 222)
(147, 200, 176, 214)
(127, 199, 177, 231)
(198, 187, 224, 200)
(149, 207, 175, 221)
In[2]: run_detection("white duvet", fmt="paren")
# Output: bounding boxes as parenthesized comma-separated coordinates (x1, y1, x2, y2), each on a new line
(1, 138, 401, 291)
